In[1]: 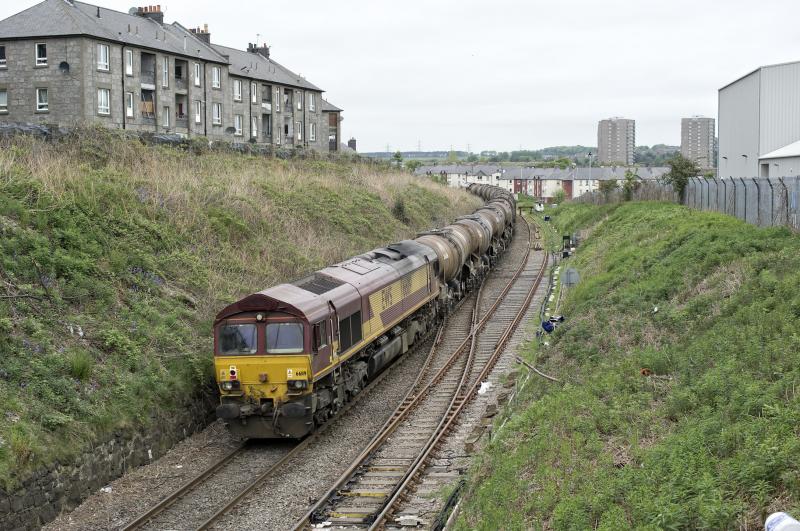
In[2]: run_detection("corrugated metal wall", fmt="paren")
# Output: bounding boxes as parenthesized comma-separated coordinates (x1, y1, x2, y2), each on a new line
(719, 70, 761, 178)
(760, 63, 800, 156)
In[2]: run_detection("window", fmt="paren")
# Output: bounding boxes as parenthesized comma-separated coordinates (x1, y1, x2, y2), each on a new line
(212, 66, 220, 88)
(125, 92, 134, 118)
(162, 106, 170, 127)
(275, 124, 281, 145)
(251, 82, 257, 104)
(251, 116, 258, 138)
(266, 323, 304, 354)
(234, 114, 243, 136)
(97, 88, 110, 115)
(194, 100, 202, 124)
(219, 324, 258, 355)
(274, 88, 280, 112)
(308, 92, 315, 111)
(97, 43, 109, 71)
(296, 90, 302, 110)
(36, 88, 48, 111)
(35, 43, 47, 66)
(162, 57, 169, 87)
(0, 90, 7, 112)
(312, 320, 328, 351)
(0, 45, 6, 68)
(309, 122, 316, 142)
(125, 49, 133, 76)
(212, 103, 221, 125)
(233, 79, 242, 101)
(194, 63, 201, 87)
(338, 311, 362, 353)
(296, 121, 302, 141)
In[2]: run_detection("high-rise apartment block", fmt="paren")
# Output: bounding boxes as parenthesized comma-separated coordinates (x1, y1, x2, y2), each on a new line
(681, 116, 715, 168)
(597, 117, 636, 165)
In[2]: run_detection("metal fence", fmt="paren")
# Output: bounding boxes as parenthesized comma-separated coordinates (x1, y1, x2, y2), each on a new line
(684, 176, 800, 229)
(575, 177, 800, 231)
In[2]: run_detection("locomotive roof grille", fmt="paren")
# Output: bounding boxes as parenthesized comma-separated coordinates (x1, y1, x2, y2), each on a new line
(294, 273, 345, 295)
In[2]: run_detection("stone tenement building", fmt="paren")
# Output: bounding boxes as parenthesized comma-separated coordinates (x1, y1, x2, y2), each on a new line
(597, 117, 636, 165)
(0, 1, 343, 152)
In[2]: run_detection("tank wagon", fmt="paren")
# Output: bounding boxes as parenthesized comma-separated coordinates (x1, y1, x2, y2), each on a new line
(213, 185, 516, 439)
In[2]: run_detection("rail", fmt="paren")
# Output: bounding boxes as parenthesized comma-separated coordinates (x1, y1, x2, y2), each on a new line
(291, 215, 546, 530)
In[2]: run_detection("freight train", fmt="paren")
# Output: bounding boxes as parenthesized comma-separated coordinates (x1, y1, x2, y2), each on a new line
(213, 184, 516, 439)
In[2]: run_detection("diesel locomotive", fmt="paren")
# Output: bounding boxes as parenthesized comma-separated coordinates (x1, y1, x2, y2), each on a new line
(213, 184, 516, 439)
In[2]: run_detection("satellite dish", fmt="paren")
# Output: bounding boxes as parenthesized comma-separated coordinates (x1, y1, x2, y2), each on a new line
(225, 127, 236, 134)
(128, 7, 138, 15)
(59, 61, 70, 73)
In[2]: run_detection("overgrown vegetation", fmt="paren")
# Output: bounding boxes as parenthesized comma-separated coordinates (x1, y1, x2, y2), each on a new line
(0, 128, 480, 489)
(457, 201, 800, 530)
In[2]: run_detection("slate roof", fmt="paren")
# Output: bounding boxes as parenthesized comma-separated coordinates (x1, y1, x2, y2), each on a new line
(212, 43, 322, 91)
(0, 0, 227, 63)
(321, 99, 343, 112)
(415, 165, 670, 181)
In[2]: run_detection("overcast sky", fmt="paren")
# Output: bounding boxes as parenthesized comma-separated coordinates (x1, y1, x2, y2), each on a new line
(4, 1, 800, 151)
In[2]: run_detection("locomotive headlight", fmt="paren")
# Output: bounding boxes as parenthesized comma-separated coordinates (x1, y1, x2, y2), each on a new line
(288, 379, 308, 390)
(221, 380, 240, 391)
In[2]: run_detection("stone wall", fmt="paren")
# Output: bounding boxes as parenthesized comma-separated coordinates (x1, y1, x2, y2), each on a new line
(0, 393, 216, 531)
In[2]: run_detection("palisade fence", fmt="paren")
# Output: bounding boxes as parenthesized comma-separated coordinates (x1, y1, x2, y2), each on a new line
(576, 177, 800, 231)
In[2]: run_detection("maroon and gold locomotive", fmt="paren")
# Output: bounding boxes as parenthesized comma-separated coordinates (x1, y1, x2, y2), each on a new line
(213, 184, 515, 438)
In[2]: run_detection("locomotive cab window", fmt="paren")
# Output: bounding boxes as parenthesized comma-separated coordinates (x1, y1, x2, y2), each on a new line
(313, 321, 328, 351)
(219, 323, 257, 355)
(266, 322, 304, 354)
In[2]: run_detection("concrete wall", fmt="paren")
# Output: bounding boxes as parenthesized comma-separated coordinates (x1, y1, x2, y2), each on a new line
(719, 70, 760, 178)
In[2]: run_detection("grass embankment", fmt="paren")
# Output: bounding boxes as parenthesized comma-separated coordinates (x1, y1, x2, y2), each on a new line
(457, 201, 800, 530)
(0, 129, 481, 488)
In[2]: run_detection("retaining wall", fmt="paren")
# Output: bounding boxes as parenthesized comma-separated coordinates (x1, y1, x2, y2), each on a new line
(0, 394, 216, 531)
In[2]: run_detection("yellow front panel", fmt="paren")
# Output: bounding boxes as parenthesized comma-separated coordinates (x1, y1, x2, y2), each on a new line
(215, 354, 311, 403)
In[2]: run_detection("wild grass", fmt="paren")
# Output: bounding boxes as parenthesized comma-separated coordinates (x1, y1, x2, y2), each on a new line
(456, 201, 800, 530)
(0, 127, 481, 489)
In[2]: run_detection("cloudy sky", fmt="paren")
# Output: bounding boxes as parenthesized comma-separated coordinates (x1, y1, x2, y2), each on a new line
(4, 1, 800, 151)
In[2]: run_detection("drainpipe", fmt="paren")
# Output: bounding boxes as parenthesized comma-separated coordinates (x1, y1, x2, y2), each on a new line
(121, 44, 126, 130)
(249, 82, 253, 144)
(303, 89, 307, 148)
(153, 58, 158, 133)
(203, 64, 208, 137)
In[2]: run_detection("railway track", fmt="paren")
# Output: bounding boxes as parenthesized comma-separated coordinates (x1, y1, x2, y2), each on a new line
(121, 216, 540, 531)
(120, 322, 440, 531)
(292, 215, 546, 530)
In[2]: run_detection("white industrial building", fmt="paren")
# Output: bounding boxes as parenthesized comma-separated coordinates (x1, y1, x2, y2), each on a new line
(719, 61, 800, 178)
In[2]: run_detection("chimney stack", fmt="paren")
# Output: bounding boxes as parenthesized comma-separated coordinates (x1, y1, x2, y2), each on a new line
(136, 5, 164, 24)
(247, 42, 270, 59)
(190, 24, 211, 45)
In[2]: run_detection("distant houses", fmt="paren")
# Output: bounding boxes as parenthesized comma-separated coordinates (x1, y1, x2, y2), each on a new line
(414, 164, 670, 201)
